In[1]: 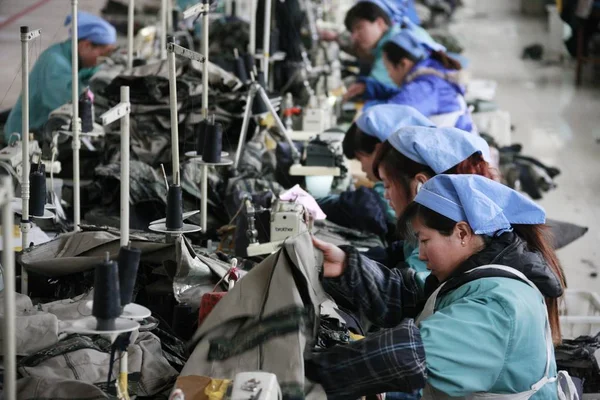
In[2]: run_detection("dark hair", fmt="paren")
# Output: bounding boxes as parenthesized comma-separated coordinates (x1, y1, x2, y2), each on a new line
(342, 122, 382, 159)
(344, 2, 391, 31)
(445, 153, 495, 179)
(399, 202, 566, 345)
(373, 141, 436, 199)
(383, 41, 463, 70)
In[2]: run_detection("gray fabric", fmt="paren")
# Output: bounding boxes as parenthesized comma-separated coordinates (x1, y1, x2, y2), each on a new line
(546, 219, 588, 250)
(17, 376, 109, 400)
(0, 293, 59, 356)
(18, 331, 178, 398)
(181, 232, 327, 397)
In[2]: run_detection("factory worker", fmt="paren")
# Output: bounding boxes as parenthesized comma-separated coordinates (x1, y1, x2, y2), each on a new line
(364, 125, 494, 280)
(4, 12, 117, 142)
(343, 103, 434, 195)
(310, 174, 568, 399)
(344, 29, 474, 132)
(328, 0, 434, 87)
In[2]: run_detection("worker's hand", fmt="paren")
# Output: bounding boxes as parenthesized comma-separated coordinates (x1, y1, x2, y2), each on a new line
(312, 236, 347, 278)
(343, 83, 366, 102)
(319, 29, 339, 42)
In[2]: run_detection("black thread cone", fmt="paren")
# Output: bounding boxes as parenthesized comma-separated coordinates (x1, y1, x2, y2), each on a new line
(118, 246, 142, 307)
(202, 122, 223, 163)
(93, 259, 121, 331)
(195, 120, 209, 155)
(79, 96, 94, 133)
(243, 53, 255, 77)
(234, 57, 249, 83)
(166, 184, 183, 230)
(29, 163, 46, 217)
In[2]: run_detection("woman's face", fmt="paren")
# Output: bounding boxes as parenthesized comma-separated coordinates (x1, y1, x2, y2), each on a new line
(412, 218, 482, 282)
(356, 150, 378, 182)
(379, 167, 412, 216)
(383, 53, 412, 86)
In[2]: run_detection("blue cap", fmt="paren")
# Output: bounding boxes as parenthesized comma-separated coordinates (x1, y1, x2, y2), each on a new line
(355, 105, 435, 142)
(387, 126, 490, 174)
(415, 174, 546, 236)
(65, 12, 117, 45)
(357, 0, 406, 24)
(386, 29, 429, 61)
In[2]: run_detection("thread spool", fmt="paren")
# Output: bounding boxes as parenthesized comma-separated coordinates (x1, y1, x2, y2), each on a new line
(29, 162, 46, 217)
(92, 254, 122, 331)
(165, 184, 184, 230)
(202, 118, 223, 163)
(243, 53, 255, 77)
(195, 120, 209, 155)
(79, 88, 94, 133)
(233, 49, 249, 83)
(118, 245, 142, 307)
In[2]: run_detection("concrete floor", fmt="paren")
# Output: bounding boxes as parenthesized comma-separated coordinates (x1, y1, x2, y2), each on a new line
(0, 0, 598, 292)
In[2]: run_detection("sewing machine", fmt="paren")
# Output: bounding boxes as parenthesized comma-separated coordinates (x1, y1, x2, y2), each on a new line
(246, 198, 312, 257)
(0, 137, 61, 177)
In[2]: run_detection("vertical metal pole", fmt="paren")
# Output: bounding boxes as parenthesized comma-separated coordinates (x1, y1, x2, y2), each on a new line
(201, 164, 207, 232)
(71, 1, 81, 232)
(118, 350, 129, 400)
(167, 47, 179, 181)
(167, 0, 173, 32)
(2, 177, 16, 400)
(201, 0, 209, 119)
(120, 87, 130, 247)
(200, 0, 210, 233)
(127, 0, 135, 70)
(20, 26, 30, 295)
(249, 0, 256, 55)
(262, 0, 272, 84)
(160, 0, 167, 60)
(233, 89, 255, 170)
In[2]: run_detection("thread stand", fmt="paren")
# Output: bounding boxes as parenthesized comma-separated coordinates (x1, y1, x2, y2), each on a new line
(71, 0, 82, 233)
(233, 75, 302, 170)
(18, 25, 42, 295)
(1, 177, 16, 400)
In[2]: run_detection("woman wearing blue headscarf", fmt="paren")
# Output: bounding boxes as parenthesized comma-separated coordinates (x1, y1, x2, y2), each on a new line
(309, 174, 570, 399)
(344, 29, 474, 132)
(4, 12, 117, 142)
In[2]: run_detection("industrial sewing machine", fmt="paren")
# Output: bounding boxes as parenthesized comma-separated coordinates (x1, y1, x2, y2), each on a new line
(245, 198, 313, 257)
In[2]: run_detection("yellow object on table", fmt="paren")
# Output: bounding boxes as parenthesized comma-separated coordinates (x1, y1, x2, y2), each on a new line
(205, 379, 231, 400)
(173, 376, 231, 400)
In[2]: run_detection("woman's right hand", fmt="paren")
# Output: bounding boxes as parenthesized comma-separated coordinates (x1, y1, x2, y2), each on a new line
(343, 82, 366, 102)
(312, 236, 347, 278)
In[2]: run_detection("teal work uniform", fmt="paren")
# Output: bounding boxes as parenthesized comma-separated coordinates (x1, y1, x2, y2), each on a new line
(420, 277, 557, 399)
(4, 41, 98, 142)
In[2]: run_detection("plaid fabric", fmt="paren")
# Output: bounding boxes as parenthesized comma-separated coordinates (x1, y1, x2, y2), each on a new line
(324, 246, 423, 328)
(306, 246, 427, 399)
(305, 318, 426, 400)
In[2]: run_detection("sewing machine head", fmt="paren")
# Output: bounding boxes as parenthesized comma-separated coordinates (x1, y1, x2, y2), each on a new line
(269, 199, 311, 242)
(245, 198, 312, 257)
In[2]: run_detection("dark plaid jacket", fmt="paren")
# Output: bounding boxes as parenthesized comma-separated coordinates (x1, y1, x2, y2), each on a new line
(305, 246, 426, 400)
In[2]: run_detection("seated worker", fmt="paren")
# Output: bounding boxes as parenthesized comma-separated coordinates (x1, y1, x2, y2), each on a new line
(338, 0, 434, 87)
(4, 12, 117, 142)
(309, 174, 568, 399)
(344, 29, 475, 132)
(364, 125, 494, 281)
(342, 104, 435, 224)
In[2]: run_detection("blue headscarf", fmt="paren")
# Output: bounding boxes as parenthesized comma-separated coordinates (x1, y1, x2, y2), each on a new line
(386, 26, 446, 61)
(65, 12, 117, 45)
(387, 126, 490, 174)
(415, 174, 546, 236)
(355, 105, 435, 142)
(357, 0, 407, 24)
